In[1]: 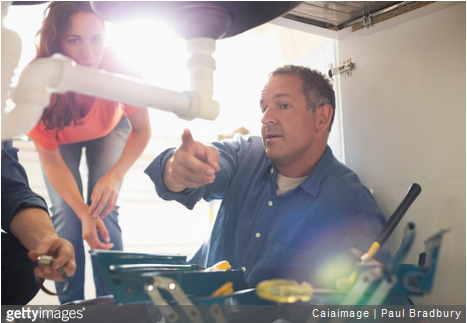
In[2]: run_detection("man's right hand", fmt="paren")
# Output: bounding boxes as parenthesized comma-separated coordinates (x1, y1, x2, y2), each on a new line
(164, 129, 220, 192)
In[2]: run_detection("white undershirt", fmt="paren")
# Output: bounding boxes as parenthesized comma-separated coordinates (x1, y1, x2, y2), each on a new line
(276, 173, 308, 195)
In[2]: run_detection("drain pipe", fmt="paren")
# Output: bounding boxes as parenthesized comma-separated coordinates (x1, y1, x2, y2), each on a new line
(3, 42, 220, 140)
(185, 37, 220, 121)
(1, 1, 25, 140)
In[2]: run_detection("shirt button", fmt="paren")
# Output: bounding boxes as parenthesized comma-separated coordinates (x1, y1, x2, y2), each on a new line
(255, 232, 261, 238)
(241, 267, 246, 272)
(270, 168, 274, 174)
(268, 201, 273, 206)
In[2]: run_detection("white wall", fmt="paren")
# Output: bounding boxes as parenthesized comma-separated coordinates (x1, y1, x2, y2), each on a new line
(337, 2, 465, 305)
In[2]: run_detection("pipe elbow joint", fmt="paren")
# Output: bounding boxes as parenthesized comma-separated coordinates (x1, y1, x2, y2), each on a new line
(10, 55, 69, 107)
(3, 54, 74, 139)
(179, 91, 219, 121)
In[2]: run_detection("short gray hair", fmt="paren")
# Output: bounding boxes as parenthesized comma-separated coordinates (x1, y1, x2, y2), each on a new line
(270, 65, 335, 132)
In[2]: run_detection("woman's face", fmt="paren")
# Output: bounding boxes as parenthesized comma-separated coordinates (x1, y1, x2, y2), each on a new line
(59, 12, 105, 68)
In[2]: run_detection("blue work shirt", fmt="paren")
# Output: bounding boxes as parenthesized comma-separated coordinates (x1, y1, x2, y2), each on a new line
(2, 146, 49, 232)
(145, 135, 388, 288)
(1, 145, 49, 305)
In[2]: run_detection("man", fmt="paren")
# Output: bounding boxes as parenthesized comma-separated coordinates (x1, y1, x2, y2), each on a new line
(145, 65, 388, 288)
(2, 143, 76, 304)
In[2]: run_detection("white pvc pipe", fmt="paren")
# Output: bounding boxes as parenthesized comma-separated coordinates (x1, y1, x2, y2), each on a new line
(1, 2, 28, 140)
(186, 38, 220, 121)
(3, 31, 220, 140)
(11, 54, 194, 116)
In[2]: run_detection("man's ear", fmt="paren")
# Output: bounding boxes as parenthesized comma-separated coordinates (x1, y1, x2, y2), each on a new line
(315, 104, 333, 133)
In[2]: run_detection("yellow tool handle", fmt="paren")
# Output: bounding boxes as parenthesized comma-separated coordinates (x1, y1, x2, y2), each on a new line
(256, 279, 313, 303)
(348, 241, 381, 284)
(367, 241, 381, 258)
(204, 260, 232, 272)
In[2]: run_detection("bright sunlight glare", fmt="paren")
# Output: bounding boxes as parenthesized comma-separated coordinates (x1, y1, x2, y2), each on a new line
(105, 19, 189, 92)
(4, 2, 339, 157)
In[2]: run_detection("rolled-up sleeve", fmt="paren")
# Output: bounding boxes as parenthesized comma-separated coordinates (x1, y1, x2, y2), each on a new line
(1, 147, 49, 232)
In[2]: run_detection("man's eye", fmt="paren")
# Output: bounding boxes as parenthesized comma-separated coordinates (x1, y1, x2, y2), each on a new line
(261, 107, 267, 114)
(280, 104, 290, 109)
(68, 38, 79, 44)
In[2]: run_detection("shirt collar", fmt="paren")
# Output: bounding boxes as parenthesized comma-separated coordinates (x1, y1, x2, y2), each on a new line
(266, 145, 335, 197)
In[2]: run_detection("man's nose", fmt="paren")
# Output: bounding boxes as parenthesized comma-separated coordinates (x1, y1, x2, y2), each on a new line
(261, 107, 276, 126)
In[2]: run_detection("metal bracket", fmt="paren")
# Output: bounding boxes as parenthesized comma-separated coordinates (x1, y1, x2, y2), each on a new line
(145, 276, 203, 323)
(144, 276, 230, 323)
(362, 14, 372, 29)
(328, 59, 355, 78)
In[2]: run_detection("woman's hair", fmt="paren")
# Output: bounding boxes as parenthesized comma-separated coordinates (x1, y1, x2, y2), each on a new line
(35, 1, 96, 59)
(35, 1, 102, 131)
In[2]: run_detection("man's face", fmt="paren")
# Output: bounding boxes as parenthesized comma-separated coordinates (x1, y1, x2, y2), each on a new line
(260, 74, 318, 171)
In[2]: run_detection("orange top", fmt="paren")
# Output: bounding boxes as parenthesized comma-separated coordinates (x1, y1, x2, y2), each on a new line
(27, 47, 142, 151)
(28, 100, 139, 151)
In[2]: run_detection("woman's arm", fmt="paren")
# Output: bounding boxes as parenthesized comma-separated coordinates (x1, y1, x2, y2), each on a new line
(89, 108, 151, 218)
(34, 143, 114, 250)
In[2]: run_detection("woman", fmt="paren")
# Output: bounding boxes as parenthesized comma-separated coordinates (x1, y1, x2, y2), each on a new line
(27, 2, 151, 304)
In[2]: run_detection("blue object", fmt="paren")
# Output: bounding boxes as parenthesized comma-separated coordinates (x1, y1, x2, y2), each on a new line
(91, 250, 247, 305)
(145, 136, 389, 288)
(92, 250, 186, 305)
(90, 225, 448, 323)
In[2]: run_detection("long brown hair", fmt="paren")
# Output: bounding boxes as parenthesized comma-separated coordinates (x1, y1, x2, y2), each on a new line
(35, 1, 103, 131)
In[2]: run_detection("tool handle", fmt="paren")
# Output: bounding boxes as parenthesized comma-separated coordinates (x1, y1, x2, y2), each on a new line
(376, 183, 421, 246)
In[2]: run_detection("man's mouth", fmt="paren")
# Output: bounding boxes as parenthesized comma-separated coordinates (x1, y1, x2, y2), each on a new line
(266, 133, 281, 140)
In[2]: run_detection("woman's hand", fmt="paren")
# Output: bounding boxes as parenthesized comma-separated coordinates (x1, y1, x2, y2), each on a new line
(80, 213, 114, 250)
(89, 172, 122, 219)
(89, 108, 151, 219)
